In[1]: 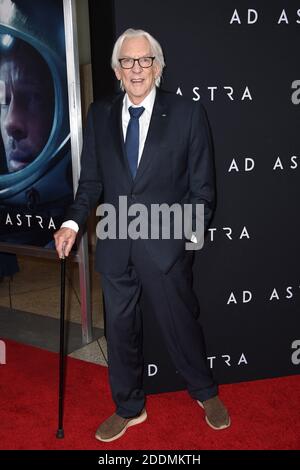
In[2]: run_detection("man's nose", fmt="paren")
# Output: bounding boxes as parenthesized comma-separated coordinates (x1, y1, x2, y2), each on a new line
(132, 60, 143, 73)
(4, 97, 27, 141)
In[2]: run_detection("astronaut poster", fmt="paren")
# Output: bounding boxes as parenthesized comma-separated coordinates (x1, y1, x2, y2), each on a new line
(0, 0, 73, 248)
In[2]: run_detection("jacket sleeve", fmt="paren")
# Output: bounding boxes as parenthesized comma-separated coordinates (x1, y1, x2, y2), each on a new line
(65, 104, 103, 229)
(188, 102, 216, 233)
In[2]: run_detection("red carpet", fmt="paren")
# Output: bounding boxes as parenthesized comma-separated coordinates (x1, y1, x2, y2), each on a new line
(0, 339, 299, 450)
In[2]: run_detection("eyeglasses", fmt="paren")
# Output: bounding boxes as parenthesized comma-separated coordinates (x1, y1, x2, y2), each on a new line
(118, 56, 155, 69)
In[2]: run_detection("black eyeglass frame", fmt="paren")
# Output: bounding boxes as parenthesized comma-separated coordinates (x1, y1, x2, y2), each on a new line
(118, 56, 156, 69)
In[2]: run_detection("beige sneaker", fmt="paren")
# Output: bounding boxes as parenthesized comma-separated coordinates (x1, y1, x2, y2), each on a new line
(197, 396, 231, 430)
(95, 408, 147, 442)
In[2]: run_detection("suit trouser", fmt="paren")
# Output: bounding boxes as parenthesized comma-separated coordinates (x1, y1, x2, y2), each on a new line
(101, 239, 218, 418)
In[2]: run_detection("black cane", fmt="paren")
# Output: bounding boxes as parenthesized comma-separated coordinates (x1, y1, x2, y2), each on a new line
(56, 251, 66, 439)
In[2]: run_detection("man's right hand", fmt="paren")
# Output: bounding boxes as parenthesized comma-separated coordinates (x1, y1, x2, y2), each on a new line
(54, 227, 77, 258)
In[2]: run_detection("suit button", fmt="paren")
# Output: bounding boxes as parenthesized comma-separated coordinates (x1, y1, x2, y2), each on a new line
(131, 194, 137, 201)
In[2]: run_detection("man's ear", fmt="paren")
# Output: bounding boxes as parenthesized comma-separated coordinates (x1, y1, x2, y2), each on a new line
(154, 64, 161, 80)
(114, 68, 121, 80)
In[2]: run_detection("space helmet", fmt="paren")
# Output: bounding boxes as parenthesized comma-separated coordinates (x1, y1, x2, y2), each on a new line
(0, 0, 72, 209)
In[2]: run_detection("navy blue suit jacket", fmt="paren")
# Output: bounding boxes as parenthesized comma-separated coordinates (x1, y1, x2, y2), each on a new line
(66, 89, 215, 274)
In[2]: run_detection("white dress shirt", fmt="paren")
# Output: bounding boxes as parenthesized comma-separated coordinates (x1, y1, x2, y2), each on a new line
(122, 86, 156, 165)
(61, 87, 156, 233)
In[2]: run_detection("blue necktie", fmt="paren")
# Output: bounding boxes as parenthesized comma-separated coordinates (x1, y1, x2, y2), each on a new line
(125, 106, 145, 178)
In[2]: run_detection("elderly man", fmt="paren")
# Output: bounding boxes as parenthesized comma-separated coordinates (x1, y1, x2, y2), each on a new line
(54, 28, 230, 442)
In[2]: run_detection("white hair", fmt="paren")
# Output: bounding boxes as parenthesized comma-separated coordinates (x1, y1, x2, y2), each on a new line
(111, 28, 165, 88)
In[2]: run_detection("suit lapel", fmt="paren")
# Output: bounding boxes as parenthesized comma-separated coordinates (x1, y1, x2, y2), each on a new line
(134, 90, 168, 182)
(109, 93, 133, 182)
(109, 89, 169, 184)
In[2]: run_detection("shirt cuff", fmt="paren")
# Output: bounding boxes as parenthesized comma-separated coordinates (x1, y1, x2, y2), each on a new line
(61, 220, 79, 233)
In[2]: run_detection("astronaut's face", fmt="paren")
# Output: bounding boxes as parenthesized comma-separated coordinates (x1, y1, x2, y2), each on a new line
(0, 41, 54, 172)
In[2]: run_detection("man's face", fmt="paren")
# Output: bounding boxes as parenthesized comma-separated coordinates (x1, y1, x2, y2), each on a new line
(114, 36, 160, 104)
(0, 47, 54, 173)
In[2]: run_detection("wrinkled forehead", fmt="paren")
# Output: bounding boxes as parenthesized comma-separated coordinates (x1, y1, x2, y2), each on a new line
(120, 36, 153, 57)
